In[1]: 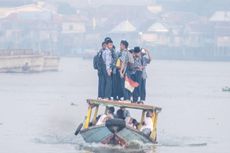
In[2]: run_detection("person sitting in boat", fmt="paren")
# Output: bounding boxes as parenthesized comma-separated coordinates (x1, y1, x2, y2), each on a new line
(132, 119, 139, 129)
(116, 107, 130, 120)
(140, 111, 153, 136)
(96, 107, 115, 126)
(125, 116, 138, 129)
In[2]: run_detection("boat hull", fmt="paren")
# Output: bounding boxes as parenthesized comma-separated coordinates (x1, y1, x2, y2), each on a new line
(0, 55, 59, 73)
(80, 125, 154, 146)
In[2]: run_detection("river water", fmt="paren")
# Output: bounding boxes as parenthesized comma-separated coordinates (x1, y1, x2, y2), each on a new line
(0, 57, 230, 153)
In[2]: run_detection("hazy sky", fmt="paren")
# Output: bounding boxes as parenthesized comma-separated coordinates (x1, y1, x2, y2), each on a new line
(0, 0, 229, 5)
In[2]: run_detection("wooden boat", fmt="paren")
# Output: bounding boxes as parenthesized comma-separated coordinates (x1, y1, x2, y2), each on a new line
(75, 99, 162, 147)
(222, 87, 230, 92)
(0, 49, 59, 73)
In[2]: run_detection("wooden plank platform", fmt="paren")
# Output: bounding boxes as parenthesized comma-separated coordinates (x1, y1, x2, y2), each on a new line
(87, 99, 162, 112)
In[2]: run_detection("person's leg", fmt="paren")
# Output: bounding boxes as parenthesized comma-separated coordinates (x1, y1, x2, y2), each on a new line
(108, 75, 112, 99)
(98, 73, 102, 98)
(141, 79, 146, 101)
(131, 73, 138, 102)
(136, 71, 142, 102)
(104, 73, 112, 99)
(97, 73, 100, 98)
(114, 70, 121, 100)
(121, 77, 127, 100)
(101, 74, 105, 98)
(125, 90, 131, 101)
(133, 71, 142, 102)
(116, 70, 123, 100)
(121, 76, 131, 101)
(111, 73, 116, 100)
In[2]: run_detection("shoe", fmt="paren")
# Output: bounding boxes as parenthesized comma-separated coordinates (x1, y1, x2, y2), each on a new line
(137, 101, 144, 104)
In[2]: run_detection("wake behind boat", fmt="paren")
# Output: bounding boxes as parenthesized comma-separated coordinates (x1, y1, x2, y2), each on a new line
(75, 99, 162, 147)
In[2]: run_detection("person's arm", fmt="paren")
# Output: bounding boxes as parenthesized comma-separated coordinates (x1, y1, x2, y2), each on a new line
(120, 62, 125, 78)
(105, 49, 112, 76)
(144, 48, 152, 63)
(119, 53, 126, 78)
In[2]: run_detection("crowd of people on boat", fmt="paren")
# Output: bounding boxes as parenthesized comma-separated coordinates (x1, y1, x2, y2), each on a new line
(93, 37, 152, 104)
(95, 106, 153, 137)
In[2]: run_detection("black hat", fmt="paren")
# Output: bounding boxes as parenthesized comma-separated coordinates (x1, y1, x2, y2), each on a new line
(133, 46, 141, 53)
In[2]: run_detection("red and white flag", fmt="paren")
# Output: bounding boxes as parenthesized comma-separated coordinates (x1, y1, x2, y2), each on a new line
(125, 76, 139, 93)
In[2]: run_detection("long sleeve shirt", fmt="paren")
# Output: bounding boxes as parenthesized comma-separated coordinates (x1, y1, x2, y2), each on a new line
(102, 48, 112, 71)
(119, 50, 134, 75)
(142, 55, 151, 79)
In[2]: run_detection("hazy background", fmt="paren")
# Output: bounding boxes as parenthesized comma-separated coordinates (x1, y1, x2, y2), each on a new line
(0, 0, 229, 60)
(0, 1, 230, 153)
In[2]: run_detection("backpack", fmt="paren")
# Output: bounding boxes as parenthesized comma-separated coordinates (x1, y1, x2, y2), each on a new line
(93, 50, 104, 71)
(115, 52, 122, 69)
(116, 58, 121, 69)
